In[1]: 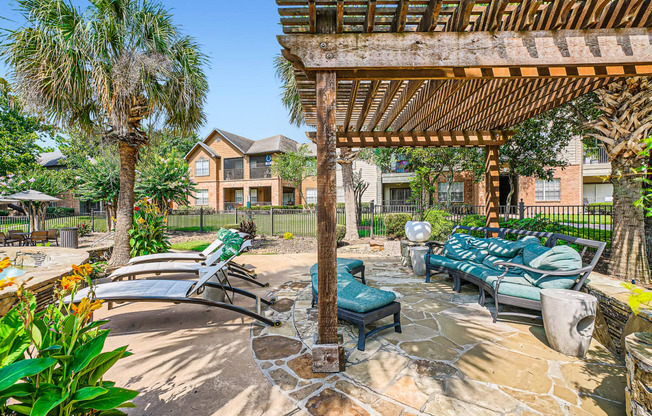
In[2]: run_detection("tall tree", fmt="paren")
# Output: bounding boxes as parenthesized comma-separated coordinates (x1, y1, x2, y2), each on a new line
(0, 78, 54, 176)
(589, 78, 652, 284)
(135, 152, 196, 214)
(4, 0, 208, 265)
(75, 152, 120, 232)
(270, 144, 316, 207)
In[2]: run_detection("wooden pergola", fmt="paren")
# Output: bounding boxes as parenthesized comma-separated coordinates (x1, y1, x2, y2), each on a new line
(276, 0, 652, 370)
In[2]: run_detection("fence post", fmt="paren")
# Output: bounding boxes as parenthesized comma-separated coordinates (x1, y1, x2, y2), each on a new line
(91, 210, 95, 232)
(200, 207, 204, 233)
(270, 206, 274, 235)
(519, 199, 525, 220)
(370, 200, 375, 239)
(235, 209, 238, 225)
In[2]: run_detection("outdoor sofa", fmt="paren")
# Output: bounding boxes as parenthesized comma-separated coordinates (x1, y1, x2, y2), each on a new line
(424, 226, 606, 322)
(311, 258, 401, 351)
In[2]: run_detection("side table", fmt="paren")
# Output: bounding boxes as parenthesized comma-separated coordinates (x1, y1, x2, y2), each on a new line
(410, 246, 431, 277)
(540, 289, 597, 357)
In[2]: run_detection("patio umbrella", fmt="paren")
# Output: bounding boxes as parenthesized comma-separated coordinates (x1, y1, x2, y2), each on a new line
(5, 190, 61, 232)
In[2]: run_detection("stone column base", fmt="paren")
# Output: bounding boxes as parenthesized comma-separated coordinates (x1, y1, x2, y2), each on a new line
(312, 333, 345, 373)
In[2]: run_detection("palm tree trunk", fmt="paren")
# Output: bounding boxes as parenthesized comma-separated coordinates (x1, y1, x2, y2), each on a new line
(341, 160, 358, 240)
(609, 157, 650, 284)
(644, 153, 652, 284)
(109, 141, 138, 266)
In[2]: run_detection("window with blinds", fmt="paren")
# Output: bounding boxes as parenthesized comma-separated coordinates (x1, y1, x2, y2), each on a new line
(535, 179, 561, 201)
(195, 158, 209, 176)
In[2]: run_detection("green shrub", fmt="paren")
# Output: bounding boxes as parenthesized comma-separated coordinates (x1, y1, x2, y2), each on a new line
(586, 202, 613, 215)
(336, 224, 346, 242)
(77, 221, 92, 237)
(0, 263, 137, 415)
(384, 213, 413, 238)
(129, 198, 171, 257)
(222, 224, 239, 230)
(46, 206, 75, 216)
(0, 210, 8, 216)
(424, 208, 453, 241)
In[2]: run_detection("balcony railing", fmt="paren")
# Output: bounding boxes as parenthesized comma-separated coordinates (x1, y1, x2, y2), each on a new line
(584, 147, 609, 164)
(249, 166, 272, 179)
(224, 168, 244, 180)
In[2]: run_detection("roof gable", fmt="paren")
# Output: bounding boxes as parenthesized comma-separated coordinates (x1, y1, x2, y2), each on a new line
(184, 142, 220, 160)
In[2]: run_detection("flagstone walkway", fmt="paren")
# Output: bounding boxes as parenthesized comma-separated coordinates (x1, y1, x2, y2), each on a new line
(251, 259, 626, 416)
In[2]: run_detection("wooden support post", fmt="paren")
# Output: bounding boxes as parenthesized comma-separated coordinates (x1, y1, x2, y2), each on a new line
(485, 145, 500, 228)
(313, 9, 344, 373)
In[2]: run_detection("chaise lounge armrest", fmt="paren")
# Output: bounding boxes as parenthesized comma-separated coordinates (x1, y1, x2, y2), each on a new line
(426, 241, 445, 253)
(493, 261, 594, 278)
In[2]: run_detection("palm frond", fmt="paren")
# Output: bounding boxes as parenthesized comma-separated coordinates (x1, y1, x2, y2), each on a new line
(274, 54, 304, 128)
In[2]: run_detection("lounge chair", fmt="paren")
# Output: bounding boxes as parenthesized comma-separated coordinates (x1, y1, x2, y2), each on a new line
(109, 240, 267, 287)
(0, 232, 22, 247)
(127, 230, 245, 264)
(66, 260, 280, 327)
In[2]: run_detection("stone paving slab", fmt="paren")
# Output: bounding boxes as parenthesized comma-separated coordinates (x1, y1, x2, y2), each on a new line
(250, 258, 627, 416)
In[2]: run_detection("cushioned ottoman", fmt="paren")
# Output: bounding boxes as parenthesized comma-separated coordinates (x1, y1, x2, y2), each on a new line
(310, 258, 366, 284)
(311, 272, 401, 350)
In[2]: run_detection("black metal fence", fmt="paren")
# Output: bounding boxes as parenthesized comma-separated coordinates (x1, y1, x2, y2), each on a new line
(0, 211, 108, 233)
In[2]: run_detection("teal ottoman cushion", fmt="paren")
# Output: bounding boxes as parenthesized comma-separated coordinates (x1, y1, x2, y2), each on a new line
(310, 258, 364, 275)
(311, 272, 356, 294)
(336, 279, 396, 313)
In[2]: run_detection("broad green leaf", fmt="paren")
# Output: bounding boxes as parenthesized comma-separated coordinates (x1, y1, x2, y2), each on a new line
(41, 345, 62, 352)
(0, 358, 56, 391)
(76, 387, 139, 411)
(31, 388, 68, 416)
(85, 347, 130, 384)
(0, 382, 36, 402)
(7, 404, 31, 415)
(97, 410, 127, 416)
(80, 320, 110, 335)
(62, 314, 76, 335)
(70, 331, 108, 373)
(71, 386, 108, 403)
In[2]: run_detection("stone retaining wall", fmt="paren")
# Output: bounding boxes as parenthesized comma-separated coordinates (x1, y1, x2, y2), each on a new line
(583, 273, 652, 360)
(625, 333, 652, 416)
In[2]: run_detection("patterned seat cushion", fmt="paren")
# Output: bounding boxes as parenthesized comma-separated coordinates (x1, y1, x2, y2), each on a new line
(482, 272, 542, 301)
(427, 254, 460, 270)
(453, 262, 493, 279)
(522, 245, 582, 290)
(311, 273, 395, 313)
(486, 236, 540, 257)
(310, 258, 364, 275)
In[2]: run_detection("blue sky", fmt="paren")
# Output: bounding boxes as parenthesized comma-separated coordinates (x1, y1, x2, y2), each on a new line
(0, 0, 311, 147)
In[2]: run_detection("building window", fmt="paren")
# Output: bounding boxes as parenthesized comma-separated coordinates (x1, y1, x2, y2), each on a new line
(195, 158, 209, 177)
(249, 155, 272, 179)
(306, 188, 317, 204)
(196, 189, 209, 206)
(438, 182, 464, 203)
(250, 188, 258, 204)
(389, 188, 411, 205)
(224, 157, 244, 180)
(234, 189, 244, 204)
(535, 179, 561, 201)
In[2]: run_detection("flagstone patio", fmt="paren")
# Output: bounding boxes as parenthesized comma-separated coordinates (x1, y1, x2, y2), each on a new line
(252, 259, 626, 416)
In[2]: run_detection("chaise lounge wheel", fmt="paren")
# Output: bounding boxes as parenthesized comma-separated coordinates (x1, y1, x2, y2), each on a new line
(269, 297, 277, 304)
(273, 320, 282, 327)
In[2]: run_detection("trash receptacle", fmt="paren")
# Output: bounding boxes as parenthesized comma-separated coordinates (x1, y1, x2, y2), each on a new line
(60, 227, 79, 249)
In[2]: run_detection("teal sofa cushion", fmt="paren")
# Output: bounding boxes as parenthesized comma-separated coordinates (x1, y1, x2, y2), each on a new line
(466, 236, 490, 250)
(521, 245, 582, 290)
(483, 273, 542, 301)
(486, 236, 541, 257)
(310, 258, 364, 275)
(454, 262, 492, 279)
(428, 254, 460, 270)
(482, 253, 524, 272)
(311, 273, 396, 313)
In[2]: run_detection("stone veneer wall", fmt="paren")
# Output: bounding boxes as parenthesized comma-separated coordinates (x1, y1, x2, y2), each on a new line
(625, 333, 652, 416)
(583, 273, 652, 360)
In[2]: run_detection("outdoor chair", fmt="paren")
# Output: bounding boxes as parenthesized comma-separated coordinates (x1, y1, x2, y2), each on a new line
(0, 232, 21, 247)
(109, 239, 267, 287)
(7, 230, 27, 246)
(29, 231, 48, 246)
(65, 254, 280, 327)
(311, 263, 401, 351)
(47, 229, 59, 246)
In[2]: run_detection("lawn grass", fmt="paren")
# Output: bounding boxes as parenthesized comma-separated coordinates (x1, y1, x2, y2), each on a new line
(170, 240, 211, 252)
(0, 216, 108, 232)
(542, 214, 612, 225)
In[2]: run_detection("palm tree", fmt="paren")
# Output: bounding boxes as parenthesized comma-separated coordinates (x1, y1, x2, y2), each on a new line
(3, 0, 208, 265)
(589, 77, 652, 284)
(275, 54, 360, 240)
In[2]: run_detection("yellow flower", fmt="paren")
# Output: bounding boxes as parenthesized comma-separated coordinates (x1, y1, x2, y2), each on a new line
(0, 257, 11, 272)
(60, 275, 81, 291)
(0, 277, 17, 290)
(71, 297, 104, 319)
(137, 217, 146, 224)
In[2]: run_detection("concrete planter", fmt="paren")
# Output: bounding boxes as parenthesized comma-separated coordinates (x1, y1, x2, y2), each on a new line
(625, 332, 652, 416)
(405, 221, 431, 243)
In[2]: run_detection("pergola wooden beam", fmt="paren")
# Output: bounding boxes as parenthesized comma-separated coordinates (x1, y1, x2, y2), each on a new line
(307, 130, 512, 148)
(278, 27, 652, 79)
